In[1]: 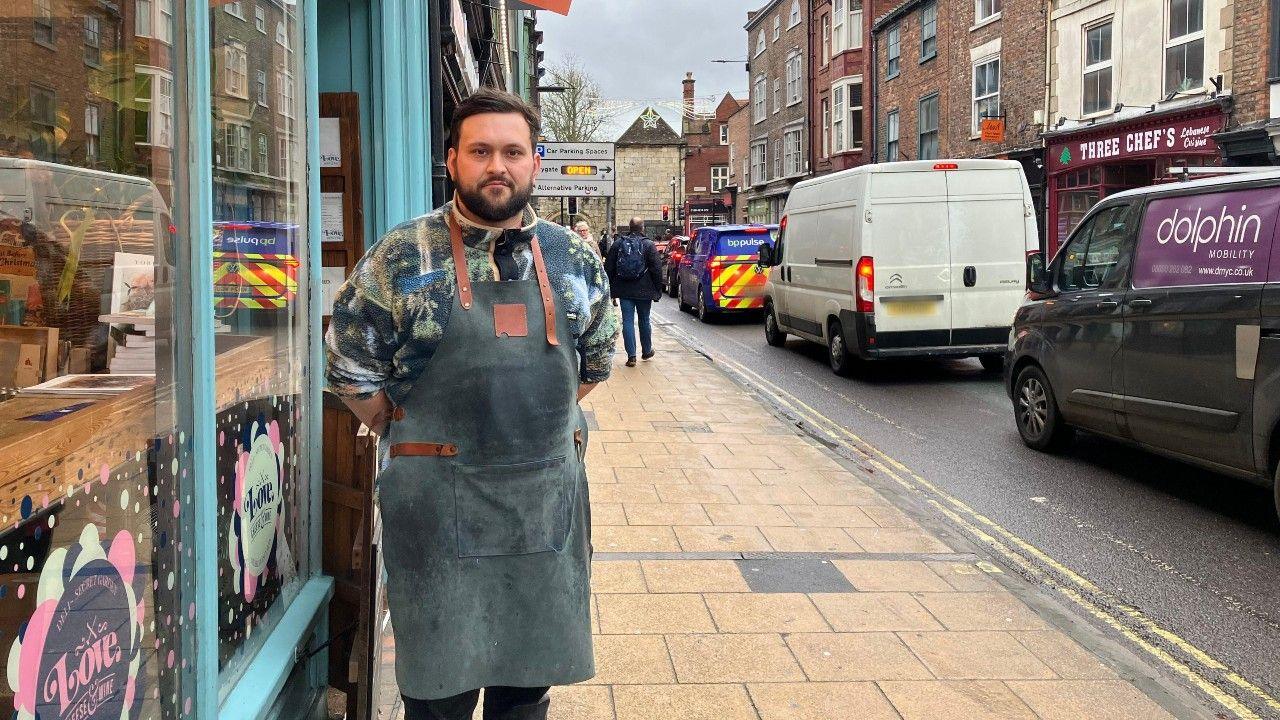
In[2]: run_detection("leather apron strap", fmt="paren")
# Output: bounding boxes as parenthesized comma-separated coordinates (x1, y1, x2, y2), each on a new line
(447, 212, 559, 346)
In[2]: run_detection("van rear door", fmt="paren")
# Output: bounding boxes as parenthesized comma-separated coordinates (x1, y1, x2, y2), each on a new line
(712, 228, 770, 310)
(945, 166, 1034, 344)
(867, 169, 951, 348)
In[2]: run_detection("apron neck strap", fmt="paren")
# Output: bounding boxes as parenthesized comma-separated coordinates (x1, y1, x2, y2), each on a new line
(447, 213, 560, 347)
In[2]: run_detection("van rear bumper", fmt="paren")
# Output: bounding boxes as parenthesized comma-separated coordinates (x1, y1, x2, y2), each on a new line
(839, 310, 1008, 359)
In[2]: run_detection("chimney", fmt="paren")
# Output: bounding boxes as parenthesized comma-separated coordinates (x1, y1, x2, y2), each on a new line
(682, 72, 696, 124)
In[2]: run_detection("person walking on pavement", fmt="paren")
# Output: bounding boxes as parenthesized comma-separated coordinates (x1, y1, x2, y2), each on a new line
(325, 87, 617, 720)
(605, 217, 662, 367)
(573, 220, 598, 257)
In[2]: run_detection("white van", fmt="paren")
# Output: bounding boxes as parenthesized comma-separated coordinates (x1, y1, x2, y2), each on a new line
(757, 159, 1038, 375)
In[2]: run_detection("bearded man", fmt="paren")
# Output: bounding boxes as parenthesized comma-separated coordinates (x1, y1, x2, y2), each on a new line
(325, 88, 617, 720)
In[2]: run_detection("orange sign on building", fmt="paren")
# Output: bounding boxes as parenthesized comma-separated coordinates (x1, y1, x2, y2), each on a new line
(515, 0, 573, 15)
(980, 118, 1005, 143)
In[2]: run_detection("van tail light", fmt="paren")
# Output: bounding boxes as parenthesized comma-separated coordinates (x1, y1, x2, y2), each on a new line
(708, 258, 722, 270)
(855, 256, 875, 313)
(779, 215, 788, 232)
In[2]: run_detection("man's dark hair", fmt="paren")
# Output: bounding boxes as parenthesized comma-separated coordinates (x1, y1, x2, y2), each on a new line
(629, 217, 645, 234)
(449, 87, 541, 151)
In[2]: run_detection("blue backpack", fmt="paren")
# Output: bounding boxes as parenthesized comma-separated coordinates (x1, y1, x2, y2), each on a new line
(616, 235, 647, 281)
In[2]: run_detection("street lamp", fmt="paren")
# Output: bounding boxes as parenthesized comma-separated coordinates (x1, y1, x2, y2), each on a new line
(669, 177, 677, 228)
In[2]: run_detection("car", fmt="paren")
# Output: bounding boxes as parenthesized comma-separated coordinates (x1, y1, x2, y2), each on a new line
(757, 159, 1038, 375)
(662, 235, 688, 297)
(1006, 169, 1280, 520)
(677, 225, 776, 322)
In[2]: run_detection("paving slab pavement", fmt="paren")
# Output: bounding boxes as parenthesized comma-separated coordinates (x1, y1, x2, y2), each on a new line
(375, 329, 1213, 720)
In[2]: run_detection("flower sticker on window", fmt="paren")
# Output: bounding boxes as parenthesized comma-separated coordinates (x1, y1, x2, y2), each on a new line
(228, 416, 285, 602)
(7, 524, 144, 720)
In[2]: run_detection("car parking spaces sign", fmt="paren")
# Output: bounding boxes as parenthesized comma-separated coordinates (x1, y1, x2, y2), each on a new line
(534, 142, 616, 197)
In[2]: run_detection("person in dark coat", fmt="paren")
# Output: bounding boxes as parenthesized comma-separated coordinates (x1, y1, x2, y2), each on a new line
(605, 217, 663, 367)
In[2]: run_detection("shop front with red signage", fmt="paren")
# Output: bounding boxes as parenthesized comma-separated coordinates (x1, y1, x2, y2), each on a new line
(1044, 103, 1226, 254)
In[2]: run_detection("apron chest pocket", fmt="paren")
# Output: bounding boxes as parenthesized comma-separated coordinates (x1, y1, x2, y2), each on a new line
(452, 455, 575, 558)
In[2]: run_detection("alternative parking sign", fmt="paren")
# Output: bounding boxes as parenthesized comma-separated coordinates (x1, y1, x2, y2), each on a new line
(534, 142, 616, 197)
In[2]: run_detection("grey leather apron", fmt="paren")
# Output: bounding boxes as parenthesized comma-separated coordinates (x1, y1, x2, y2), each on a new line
(378, 216, 594, 700)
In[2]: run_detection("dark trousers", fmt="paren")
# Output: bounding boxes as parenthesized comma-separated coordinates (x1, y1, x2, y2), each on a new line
(619, 298, 653, 359)
(402, 686, 550, 720)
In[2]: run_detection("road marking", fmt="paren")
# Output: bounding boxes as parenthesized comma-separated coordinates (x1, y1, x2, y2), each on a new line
(660, 322, 1279, 720)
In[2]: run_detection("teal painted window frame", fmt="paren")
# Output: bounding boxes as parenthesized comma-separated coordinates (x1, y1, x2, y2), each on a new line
(183, 1, 330, 718)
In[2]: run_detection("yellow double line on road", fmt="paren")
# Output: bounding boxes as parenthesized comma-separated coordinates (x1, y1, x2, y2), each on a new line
(666, 325, 1280, 720)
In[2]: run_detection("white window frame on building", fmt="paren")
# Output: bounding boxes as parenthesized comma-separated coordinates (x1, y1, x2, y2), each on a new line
(754, 74, 767, 123)
(224, 0, 246, 20)
(711, 165, 729, 191)
(256, 70, 269, 106)
(277, 70, 295, 119)
(774, 139, 783, 178)
(972, 56, 1000, 136)
(783, 127, 803, 176)
(743, 157, 750, 187)
(822, 15, 831, 64)
(833, 0, 847, 54)
(222, 122, 252, 171)
(773, 15, 781, 40)
(720, 124, 729, 144)
(134, 66, 174, 147)
(887, 25, 901, 78)
(1164, 0, 1204, 95)
(1083, 19, 1113, 116)
(975, 0, 1002, 25)
(886, 110, 900, 161)
(921, 3, 938, 61)
(34, 0, 54, 46)
(277, 21, 290, 49)
(919, 93, 940, 160)
(257, 133, 269, 174)
(833, 84, 846, 153)
(822, 98, 831, 157)
(136, 0, 153, 38)
(773, 78, 782, 113)
(255, 5, 267, 33)
(832, 76, 863, 151)
(789, 0, 802, 28)
(159, 0, 174, 43)
(224, 41, 249, 98)
(751, 140, 768, 185)
(849, 2, 863, 50)
(84, 15, 102, 66)
(786, 50, 803, 106)
(84, 103, 100, 161)
(756, 30, 767, 57)
(278, 133, 292, 175)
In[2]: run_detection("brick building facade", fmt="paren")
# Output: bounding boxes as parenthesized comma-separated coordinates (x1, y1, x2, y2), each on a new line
(680, 73, 741, 232)
(809, 0, 877, 177)
(744, 0, 811, 223)
(1214, 0, 1280, 163)
(724, 101, 753, 224)
(614, 107, 685, 237)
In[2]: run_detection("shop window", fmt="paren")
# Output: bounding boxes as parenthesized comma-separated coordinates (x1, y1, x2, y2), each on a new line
(33, 0, 53, 46)
(1083, 20, 1113, 115)
(0, 1, 198, 718)
(887, 25, 901, 78)
(976, 0, 1003, 23)
(886, 110, 900, 161)
(921, 3, 938, 61)
(211, 1, 311, 686)
(711, 165, 729, 192)
(84, 15, 102, 66)
(85, 103, 100, 161)
(1165, 0, 1204, 95)
(973, 57, 1000, 135)
(919, 93, 940, 160)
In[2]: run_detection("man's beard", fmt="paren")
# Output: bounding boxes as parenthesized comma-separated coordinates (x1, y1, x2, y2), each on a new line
(457, 176, 533, 224)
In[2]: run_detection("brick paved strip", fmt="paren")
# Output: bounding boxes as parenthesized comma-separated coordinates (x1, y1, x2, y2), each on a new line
(592, 550, 980, 562)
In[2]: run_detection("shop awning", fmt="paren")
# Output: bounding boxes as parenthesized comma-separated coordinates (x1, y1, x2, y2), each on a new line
(509, 0, 573, 15)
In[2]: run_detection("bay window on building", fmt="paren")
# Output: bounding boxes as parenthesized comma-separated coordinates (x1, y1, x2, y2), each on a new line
(921, 3, 937, 61)
(1083, 20, 1113, 115)
(972, 57, 1000, 135)
(833, 85, 846, 152)
(786, 50, 802, 105)
(754, 74, 767, 122)
(886, 110, 900, 161)
(1165, 0, 1204, 95)
(783, 128, 803, 176)
(832, 77, 863, 151)
(919, 93, 940, 159)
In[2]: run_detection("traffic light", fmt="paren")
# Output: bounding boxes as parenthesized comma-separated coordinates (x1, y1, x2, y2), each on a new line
(568, 197, 578, 215)
(662, 204, 670, 221)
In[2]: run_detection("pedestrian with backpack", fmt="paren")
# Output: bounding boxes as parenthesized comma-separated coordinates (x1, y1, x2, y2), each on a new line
(605, 217, 663, 367)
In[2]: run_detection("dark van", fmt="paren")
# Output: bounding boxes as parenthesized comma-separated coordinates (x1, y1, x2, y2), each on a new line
(1006, 170, 1280, 519)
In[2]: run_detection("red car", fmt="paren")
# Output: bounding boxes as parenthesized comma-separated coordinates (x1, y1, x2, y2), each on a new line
(662, 235, 688, 297)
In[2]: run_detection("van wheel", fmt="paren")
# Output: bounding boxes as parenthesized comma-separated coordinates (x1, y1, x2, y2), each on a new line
(678, 282, 692, 312)
(697, 288, 715, 323)
(1013, 365, 1073, 452)
(764, 303, 787, 347)
(827, 320, 855, 376)
(979, 354, 1005, 373)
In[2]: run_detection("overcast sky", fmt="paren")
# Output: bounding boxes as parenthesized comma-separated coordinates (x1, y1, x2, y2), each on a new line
(537, 1, 763, 140)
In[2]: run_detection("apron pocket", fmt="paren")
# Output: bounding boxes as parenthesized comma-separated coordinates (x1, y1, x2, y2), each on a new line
(452, 455, 573, 558)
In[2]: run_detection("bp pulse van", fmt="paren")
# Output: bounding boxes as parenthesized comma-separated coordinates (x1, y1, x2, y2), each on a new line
(757, 159, 1039, 374)
(677, 224, 777, 322)
(1006, 169, 1280, 520)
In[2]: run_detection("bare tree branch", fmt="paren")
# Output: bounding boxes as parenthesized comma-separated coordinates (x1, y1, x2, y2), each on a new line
(540, 57, 607, 142)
